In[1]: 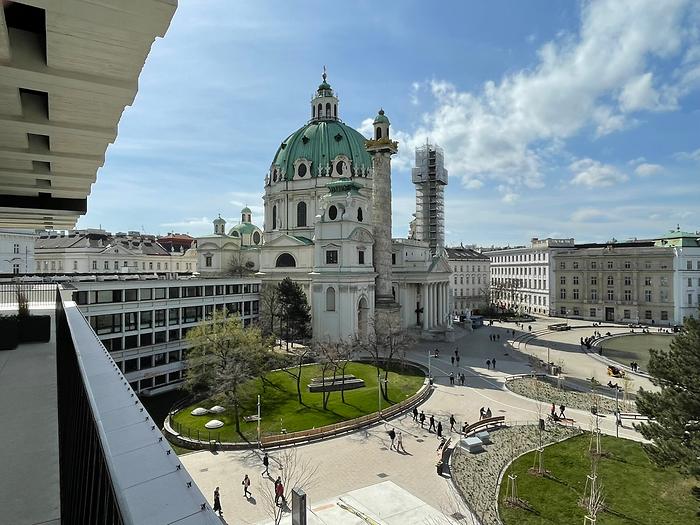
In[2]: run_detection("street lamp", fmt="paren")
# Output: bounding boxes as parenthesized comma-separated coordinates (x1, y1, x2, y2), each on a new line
(427, 348, 432, 382)
(377, 369, 388, 418)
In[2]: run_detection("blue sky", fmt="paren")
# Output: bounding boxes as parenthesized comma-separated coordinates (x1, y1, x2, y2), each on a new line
(78, 0, 700, 246)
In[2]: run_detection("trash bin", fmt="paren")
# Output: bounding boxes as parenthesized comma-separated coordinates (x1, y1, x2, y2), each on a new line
(209, 440, 217, 452)
(591, 406, 598, 415)
(539, 418, 545, 431)
(429, 377, 434, 386)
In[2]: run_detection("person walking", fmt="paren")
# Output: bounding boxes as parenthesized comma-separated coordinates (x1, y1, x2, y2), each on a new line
(449, 372, 455, 385)
(274, 477, 286, 506)
(451, 356, 455, 366)
(449, 414, 456, 432)
(479, 407, 485, 420)
(486, 359, 491, 370)
(550, 403, 556, 418)
(396, 431, 406, 453)
(213, 487, 223, 517)
(420, 411, 426, 428)
(437, 421, 443, 438)
(485, 407, 492, 419)
(456, 355, 460, 366)
(492, 357, 497, 369)
(429, 414, 436, 432)
(262, 452, 269, 476)
(388, 428, 396, 450)
(412, 406, 418, 421)
(460, 373, 465, 386)
(242, 474, 251, 498)
(454, 348, 459, 358)
(559, 404, 566, 419)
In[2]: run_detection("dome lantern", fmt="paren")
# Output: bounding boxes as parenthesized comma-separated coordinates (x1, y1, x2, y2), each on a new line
(373, 108, 390, 140)
(241, 206, 252, 223)
(311, 66, 339, 122)
(213, 214, 226, 235)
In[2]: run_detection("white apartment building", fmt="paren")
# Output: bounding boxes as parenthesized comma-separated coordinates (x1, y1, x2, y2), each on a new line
(0, 229, 35, 274)
(68, 276, 260, 395)
(35, 229, 197, 275)
(445, 245, 489, 314)
(486, 238, 575, 315)
(656, 229, 700, 323)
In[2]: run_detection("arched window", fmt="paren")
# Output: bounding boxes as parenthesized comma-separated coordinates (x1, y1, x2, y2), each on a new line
(328, 205, 338, 220)
(297, 163, 307, 177)
(312, 106, 315, 118)
(326, 287, 336, 311)
(272, 205, 277, 230)
(334, 104, 337, 117)
(296, 201, 307, 227)
(357, 207, 363, 222)
(275, 253, 296, 268)
(317, 103, 322, 117)
(325, 102, 331, 117)
(336, 161, 345, 175)
(376, 127, 382, 139)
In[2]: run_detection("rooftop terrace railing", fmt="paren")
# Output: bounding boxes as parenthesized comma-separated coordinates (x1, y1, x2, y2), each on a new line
(56, 289, 220, 524)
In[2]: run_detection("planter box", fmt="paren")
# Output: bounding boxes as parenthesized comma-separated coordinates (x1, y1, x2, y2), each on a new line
(18, 315, 51, 344)
(0, 316, 19, 350)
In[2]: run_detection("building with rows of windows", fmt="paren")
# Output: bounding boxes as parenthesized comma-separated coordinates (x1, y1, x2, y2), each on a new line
(69, 276, 260, 394)
(34, 228, 197, 274)
(0, 229, 35, 274)
(485, 238, 575, 315)
(446, 245, 490, 315)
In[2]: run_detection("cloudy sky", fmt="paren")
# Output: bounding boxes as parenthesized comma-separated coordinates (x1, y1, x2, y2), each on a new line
(78, 0, 700, 246)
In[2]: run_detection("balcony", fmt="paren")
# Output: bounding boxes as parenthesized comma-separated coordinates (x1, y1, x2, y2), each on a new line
(0, 284, 219, 524)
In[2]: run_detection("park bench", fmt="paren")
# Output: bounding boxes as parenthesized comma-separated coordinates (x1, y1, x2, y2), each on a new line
(243, 415, 260, 423)
(462, 416, 505, 436)
(619, 412, 649, 421)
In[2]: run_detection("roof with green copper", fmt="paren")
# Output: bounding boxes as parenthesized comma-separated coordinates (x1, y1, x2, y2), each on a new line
(228, 222, 259, 235)
(373, 109, 390, 124)
(271, 120, 372, 181)
(241, 207, 252, 214)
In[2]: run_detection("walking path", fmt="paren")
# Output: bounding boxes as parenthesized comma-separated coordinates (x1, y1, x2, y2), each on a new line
(180, 318, 649, 524)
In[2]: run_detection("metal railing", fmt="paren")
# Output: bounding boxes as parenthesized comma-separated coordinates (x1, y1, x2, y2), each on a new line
(0, 282, 57, 306)
(56, 289, 220, 524)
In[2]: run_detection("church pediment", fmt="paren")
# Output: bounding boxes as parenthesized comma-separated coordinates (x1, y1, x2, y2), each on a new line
(265, 234, 314, 247)
(348, 227, 373, 243)
(429, 255, 453, 274)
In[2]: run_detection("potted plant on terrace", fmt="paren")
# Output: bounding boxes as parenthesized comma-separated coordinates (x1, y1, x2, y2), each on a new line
(0, 314, 19, 350)
(17, 288, 51, 344)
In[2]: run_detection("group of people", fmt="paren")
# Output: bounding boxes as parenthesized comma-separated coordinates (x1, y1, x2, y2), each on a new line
(629, 361, 640, 372)
(489, 333, 500, 341)
(413, 407, 446, 437)
(386, 427, 407, 452)
(486, 358, 497, 370)
(549, 403, 567, 420)
(478, 406, 493, 420)
(449, 371, 466, 385)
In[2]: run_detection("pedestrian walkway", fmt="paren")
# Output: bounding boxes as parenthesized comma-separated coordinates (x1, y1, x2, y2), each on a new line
(181, 320, 646, 524)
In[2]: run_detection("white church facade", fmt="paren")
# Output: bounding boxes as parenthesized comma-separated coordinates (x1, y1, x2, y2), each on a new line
(197, 73, 452, 342)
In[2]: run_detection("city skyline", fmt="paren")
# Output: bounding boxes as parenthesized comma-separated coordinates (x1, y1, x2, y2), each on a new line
(77, 0, 700, 246)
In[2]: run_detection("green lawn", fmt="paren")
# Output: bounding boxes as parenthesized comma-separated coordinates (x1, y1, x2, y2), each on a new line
(171, 362, 424, 443)
(601, 334, 673, 370)
(499, 434, 697, 525)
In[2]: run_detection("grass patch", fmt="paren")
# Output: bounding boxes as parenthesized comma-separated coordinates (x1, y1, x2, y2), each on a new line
(499, 433, 697, 525)
(601, 334, 673, 371)
(171, 362, 424, 443)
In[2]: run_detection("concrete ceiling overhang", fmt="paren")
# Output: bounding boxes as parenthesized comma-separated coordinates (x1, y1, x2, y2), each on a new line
(0, 0, 177, 229)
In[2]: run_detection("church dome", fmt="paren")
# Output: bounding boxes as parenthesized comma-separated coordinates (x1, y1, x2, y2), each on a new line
(269, 71, 372, 182)
(271, 121, 372, 181)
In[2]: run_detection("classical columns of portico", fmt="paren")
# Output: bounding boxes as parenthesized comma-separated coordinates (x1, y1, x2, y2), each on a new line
(422, 281, 451, 330)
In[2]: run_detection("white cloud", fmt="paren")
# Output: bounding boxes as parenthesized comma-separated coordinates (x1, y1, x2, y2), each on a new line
(569, 158, 628, 187)
(674, 148, 700, 162)
(502, 192, 519, 204)
(357, 118, 374, 138)
(634, 163, 663, 176)
(570, 207, 613, 222)
(463, 178, 484, 189)
(397, 0, 697, 198)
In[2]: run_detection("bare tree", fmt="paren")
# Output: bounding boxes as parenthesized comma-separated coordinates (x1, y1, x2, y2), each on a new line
(259, 283, 281, 340)
(259, 448, 319, 525)
(228, 250, 255, 277)
(313, 339, 356, 408)
(280, 343, 314, 405)
(356, 316, 413, 402)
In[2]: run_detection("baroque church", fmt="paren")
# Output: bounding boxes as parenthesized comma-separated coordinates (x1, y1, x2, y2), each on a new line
(196, 73, 452, 342)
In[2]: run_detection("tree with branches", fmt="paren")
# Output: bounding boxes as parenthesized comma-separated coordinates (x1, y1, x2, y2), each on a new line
(259, 448, 319, 525)
(259, 283, 282, 340)
(636, 314, 700, 485)
(356, 316, 413, 402)
(228, 250, 255, 277)
(277, 277, 312, 350)
(280, 343, 315, 405)
(183, 311, 270, 434)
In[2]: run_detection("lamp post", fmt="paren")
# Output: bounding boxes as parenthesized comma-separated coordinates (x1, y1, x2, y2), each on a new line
(257, 394, 261, 445)
(428, 348, 431, 382)
(615, 387, 619, 438)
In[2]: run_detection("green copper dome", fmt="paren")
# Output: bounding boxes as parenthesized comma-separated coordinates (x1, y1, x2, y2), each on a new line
(373, 108, 390, 124)
(271, 120, 372, 181)
(241, 206, 252, 214)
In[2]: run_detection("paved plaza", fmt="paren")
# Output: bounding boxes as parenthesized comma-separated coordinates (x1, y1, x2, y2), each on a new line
(181, 319, 653, 524)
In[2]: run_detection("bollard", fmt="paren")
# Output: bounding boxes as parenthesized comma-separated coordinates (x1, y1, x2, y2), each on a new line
(292, 488, 307, 525)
